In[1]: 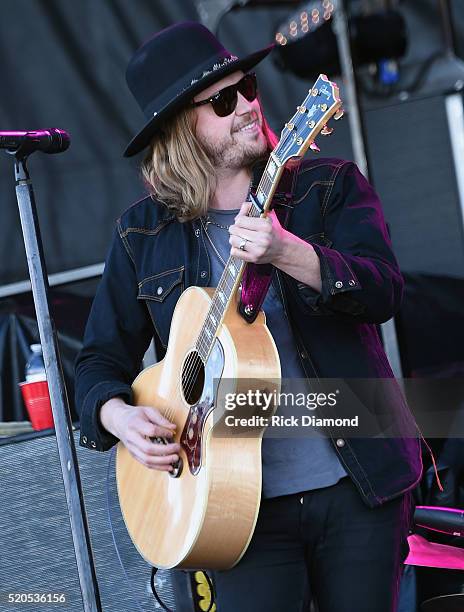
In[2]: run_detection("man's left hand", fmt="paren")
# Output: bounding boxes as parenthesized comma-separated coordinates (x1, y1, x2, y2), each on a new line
(228, 201, 322, 292)
(229, 202, 286, 265)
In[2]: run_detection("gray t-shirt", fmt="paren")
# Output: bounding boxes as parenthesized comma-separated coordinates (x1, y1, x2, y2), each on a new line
(203, 208, 347, 498)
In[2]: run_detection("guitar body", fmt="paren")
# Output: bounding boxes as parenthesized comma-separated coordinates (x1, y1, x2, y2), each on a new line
(116, 286, 280, 569)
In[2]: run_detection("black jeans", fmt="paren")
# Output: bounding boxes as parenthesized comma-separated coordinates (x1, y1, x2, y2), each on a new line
(212, 476, 413, 612)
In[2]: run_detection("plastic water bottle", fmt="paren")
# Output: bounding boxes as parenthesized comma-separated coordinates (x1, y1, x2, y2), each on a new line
(25, 344, 47, 382)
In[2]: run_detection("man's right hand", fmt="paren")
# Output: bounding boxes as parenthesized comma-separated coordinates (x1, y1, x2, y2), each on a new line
(99, 397, 180, 471)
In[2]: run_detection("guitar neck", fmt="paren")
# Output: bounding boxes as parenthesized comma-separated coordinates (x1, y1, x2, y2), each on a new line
(195, 154, 284, 362)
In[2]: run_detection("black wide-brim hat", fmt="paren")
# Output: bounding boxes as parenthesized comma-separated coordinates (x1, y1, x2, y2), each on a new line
(124, 21, 273, 157)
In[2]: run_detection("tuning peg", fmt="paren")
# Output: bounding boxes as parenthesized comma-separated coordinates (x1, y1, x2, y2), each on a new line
(334, 108, 344, 121)
(321, 125, 333, 136)
(310, 142, 320, 152)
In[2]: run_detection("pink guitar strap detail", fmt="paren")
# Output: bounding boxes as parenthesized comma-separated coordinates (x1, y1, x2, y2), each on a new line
(238, 161, 301, 324)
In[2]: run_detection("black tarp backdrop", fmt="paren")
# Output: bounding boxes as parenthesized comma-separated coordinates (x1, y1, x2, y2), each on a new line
(0, 0, 199, 286)
(2, 0, 464, 286)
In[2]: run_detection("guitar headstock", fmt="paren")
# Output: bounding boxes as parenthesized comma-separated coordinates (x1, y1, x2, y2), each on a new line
(274, 74, 343, 165)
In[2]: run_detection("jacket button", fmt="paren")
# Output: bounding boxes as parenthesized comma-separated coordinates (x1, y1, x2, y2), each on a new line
(82, 436, 87, 444)
(335, 281, 343, 289)
(348, 279, 356, 286)
(90, 440, 96, 448)
(195, 229, 200, 237)
(200, 271, 207, 278)
(336, 438, 345, 447)
(156, 286, 163, 295)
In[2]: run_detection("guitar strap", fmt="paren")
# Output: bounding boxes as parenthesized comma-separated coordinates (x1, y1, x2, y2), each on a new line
(238, 160, 301, 324)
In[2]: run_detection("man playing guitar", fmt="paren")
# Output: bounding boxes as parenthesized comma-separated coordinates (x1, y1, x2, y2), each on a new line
(75, 21, 422, 612)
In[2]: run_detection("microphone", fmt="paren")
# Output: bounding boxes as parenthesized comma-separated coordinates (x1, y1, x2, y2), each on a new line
(0, 128, 70, 154)
(414, 506, 464, 537)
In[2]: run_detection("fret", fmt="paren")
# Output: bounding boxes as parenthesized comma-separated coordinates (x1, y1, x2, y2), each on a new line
(264, 168, 274, 185)
(195, 255, 245, 360)
(260, 174, 271, 193)
(209, 308, 222, 326)
(258, 166, 278, 197)
(256, 185, 267, 205)
(218, 269, 234, 289)
(228, 262, 238, 277)
(267, 159, 277, 178)
(249, 201, 261, 218)
(213, 293, 227, 309)
(261, 169, 273, 189)
(197, 343, 207, 361)
(194, 252, 245, 360)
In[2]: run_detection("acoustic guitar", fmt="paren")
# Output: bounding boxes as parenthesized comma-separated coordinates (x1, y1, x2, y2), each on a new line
(116, 74, 342, 570)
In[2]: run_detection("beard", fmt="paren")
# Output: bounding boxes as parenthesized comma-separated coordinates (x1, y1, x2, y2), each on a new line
(198, 116, 269, 170)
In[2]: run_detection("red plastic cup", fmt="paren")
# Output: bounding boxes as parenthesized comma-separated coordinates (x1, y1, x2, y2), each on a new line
(19, 380, 54, 430)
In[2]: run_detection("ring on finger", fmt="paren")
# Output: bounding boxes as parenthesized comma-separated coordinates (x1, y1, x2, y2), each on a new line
(239, 237, 248, 251)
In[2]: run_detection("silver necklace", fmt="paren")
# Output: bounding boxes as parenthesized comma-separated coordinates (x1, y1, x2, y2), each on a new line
(204, 216, 231, 231)
(204, 177, 253, 232)
(200, 217, 228, 267)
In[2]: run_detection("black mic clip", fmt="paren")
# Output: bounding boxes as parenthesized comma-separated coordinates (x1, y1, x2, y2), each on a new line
(5, 140, 33, 161)
(1, 128, 70, 160)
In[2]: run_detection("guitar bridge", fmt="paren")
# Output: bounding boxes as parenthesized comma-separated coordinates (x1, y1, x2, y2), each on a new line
(151, 436, 184, 479)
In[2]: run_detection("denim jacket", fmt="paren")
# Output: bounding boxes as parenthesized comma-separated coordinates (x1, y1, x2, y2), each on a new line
(75, 158, 423, 508)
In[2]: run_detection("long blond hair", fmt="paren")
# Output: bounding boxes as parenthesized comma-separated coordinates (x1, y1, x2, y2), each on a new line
(141, 102, 278, 222)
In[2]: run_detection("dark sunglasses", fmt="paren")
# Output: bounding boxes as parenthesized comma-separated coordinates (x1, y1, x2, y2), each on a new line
(191, 73, 258, 117)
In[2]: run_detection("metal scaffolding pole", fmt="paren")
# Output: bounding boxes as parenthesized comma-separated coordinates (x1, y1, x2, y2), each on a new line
(331, 0, 403, 375)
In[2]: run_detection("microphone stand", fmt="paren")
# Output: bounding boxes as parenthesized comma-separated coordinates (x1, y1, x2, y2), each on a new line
(8, 149, 102, 612)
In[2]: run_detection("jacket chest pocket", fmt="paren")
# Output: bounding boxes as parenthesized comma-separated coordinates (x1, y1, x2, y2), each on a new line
(137, 266, 184, 348)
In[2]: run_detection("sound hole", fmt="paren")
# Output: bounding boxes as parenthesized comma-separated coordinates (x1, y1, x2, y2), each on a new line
(181, 350, 205, 405)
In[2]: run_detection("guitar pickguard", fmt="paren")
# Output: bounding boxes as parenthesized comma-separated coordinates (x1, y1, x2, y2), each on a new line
(180, 339, 224, 475)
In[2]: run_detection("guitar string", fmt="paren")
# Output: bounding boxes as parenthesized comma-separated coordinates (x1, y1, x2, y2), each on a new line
(167, 220, 251, 427)
(176, 178, 260, 406)
(179, 256, 239, 412)
(173, 155, 288, 416)
(185, 171, 255, 371)
(171, 178, 291, 448)
(163, 177, 271, 436)
(178, 172, 276, 411)
(168, 191, 269, 459)
(169, 253, 243, 460)
(179, 198, 262, 407)
(161, 237, 239, 426)
(170, 151, 297, 427)
(177, 156, 289, 446)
